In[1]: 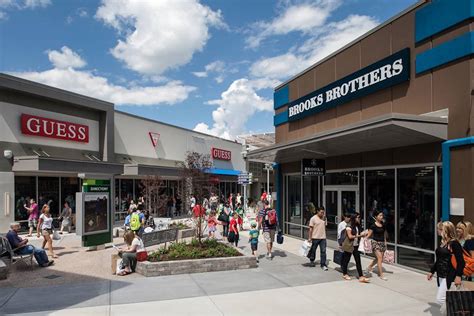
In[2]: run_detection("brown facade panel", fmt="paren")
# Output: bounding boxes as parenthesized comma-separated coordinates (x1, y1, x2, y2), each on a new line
(335, 43, 361, 80)
(297, 70, 316, 98)
(327, 153, 362, 170)
(432, 20, 471, 47)
(360, 89, 392, 120)
(450, 146, 474, 222)
(315, 58, 336, 90)
(288, 80, 299, 103)
(275, 106, 287, 115)
(336, 99, 361, 127)
(432, 59, 471, 138)
(391, 11, 415, 52)
(360, 24, 392, 68)
(281, 161, 300, 174)
(361, 148, 394, 167)
(392, 142, 442, 165)
(313, 107, 337, 134)
(392, 75, 432, 115)
(275, 124, 288, 143)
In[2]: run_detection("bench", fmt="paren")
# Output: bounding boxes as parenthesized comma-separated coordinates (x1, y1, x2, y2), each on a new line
(0, 237, 34, 269)
(141, 228, 178, 248)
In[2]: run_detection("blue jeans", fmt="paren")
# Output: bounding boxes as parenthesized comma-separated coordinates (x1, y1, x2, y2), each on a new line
(307, 239, 327, 267)
(17, 245, 49, 266)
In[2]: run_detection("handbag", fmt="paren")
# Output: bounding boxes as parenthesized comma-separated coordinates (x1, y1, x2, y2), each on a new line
(276, 230, 284, 244)
(383, 250, 394, 264)
(446, 284, 474, 316)
(227, 231, 235, 243)
(136, 250, 148, 262)
(218, 211, 229, 223)
(363, 237, 373, 254)
(333, 250, 343, 265)
(342, 235, 354, 253)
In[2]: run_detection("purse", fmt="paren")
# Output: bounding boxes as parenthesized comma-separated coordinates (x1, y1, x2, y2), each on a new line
(333, 250, 343, 265)
(136, 250, 148, 262)
(342, 235, 354, 253)
(363, 237, 373, 254)
(383, 250, 394, 264)
(276, 230, 284, 244)
(227, 231, 235, 243)
(218, 211, 229, 223)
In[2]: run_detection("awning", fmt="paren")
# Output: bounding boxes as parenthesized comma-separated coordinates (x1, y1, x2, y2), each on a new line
(248, 113, 448, 163)
(205, 168, 241, 176)
(12, 156, 124, 174)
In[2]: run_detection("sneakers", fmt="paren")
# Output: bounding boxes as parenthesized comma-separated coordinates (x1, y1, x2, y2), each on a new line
(41, 260, 54, 267)
(321, 266, 328, 271)
(266, 253, 272, 260)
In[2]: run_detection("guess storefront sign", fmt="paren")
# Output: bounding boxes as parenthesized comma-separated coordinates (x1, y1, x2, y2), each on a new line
(211, 148, 231, 161)
(21, 114, 89, 143)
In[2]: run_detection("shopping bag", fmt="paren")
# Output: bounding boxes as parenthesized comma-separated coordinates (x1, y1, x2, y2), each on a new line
(299, 240, 311, 257)
(363, 238, 373, 254)
(214, 229, 223, 240)
(446, 284, 474, 316)
(227, 231, 236, 243)
(358, 240, 365, 254)
(52, 229, 61, 241)
(383, 250, 395, 264)
(276, 230, 284, 244)
(333, 250, 343, 265)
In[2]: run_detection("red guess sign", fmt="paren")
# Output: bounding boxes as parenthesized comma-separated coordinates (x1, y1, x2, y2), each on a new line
(211, 148, 231, 161)
(21, 114, 89, 143)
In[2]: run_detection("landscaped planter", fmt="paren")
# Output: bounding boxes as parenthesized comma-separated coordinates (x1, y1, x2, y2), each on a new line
(136, 253, 257, 277)
(177, 228, 196, 239)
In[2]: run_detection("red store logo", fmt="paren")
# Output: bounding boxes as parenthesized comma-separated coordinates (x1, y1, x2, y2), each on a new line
(21, 114, 89, 143)
(211, 148, 231, 161)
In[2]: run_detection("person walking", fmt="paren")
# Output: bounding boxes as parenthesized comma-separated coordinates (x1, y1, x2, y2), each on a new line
(249, 221, 260, 263)
(366, 210, 388, 280)
(340, 213, 370, 282)
(24, 198, 38, 237)
(427, 221, 465, 315)
(229, 212, 240, 247)
(307, 206, 328, 270)
(218, 202, 231, 237)
(59, 201, 72, 234)
(337, 213, 351, 244)
(37, 205, 58, 259)
(258, 200, 278, 259)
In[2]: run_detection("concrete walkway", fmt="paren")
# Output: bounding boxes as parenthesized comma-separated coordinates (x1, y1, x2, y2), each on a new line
(0, 231, 441, 316)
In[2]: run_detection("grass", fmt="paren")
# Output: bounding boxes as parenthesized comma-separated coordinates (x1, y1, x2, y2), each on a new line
(148, 239, 242, 262)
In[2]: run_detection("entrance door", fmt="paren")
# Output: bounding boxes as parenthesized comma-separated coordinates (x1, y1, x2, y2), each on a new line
(323, 187, 358, 241)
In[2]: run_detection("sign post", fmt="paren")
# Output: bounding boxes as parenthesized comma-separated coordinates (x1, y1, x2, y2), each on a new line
(238, 173, 253, 211)
(263, 163, 273, 195)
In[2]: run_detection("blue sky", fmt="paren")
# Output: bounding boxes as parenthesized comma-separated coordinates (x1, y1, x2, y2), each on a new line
(0, 0, 418, 139)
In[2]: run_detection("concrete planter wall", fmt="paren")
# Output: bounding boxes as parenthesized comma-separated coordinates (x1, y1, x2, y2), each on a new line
(136, 254, 257, 277)
(177, 228, 196, 239)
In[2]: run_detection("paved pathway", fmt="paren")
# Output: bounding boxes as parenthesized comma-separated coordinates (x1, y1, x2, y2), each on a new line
(0, 231, 441, 315)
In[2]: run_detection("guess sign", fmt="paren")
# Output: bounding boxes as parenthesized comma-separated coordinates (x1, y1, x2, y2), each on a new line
(21, 114, 89, 143)
(211, 148, 231, 161)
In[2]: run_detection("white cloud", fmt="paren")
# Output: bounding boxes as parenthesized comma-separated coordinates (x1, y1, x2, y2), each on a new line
(11, 47, 195, 106)
(0, 0, 50, 18)
(47, 46, 87, 69)
(193, 78, 279, 140)
(192, 60, 230, 83)
(192, 71, 208, 78)
(250, 14, 379, 80)
(77, 7, 88, 18)
(95, 0, 227, 76)
(246, 0, 341, 49)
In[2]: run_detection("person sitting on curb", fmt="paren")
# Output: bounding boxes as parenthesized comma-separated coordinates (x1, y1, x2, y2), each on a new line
(6, 222, 54, 267)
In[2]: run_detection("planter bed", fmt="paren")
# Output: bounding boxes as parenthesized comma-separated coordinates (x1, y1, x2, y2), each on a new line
(177, 228, 196, 239)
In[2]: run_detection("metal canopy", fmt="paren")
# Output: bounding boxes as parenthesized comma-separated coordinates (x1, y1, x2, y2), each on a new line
(12, 156, 124, 174)
(248, 113, 448, 164)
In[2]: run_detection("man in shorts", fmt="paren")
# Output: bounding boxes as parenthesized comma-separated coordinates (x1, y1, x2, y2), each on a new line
(24, 198, 38, 237)
(258, 200, 277, 259)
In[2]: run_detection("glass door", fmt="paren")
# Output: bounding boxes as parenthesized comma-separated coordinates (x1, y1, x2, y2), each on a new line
(323, 186, 359, 241)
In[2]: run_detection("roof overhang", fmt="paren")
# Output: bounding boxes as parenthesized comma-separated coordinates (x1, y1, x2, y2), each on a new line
(123, 164, 180, 177)
(248, 113, 448, 163)
(12, 156, 124, 174)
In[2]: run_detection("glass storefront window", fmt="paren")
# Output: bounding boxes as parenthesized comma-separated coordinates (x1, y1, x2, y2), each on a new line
(61, 177, 79, 213)
(398, 167, 435, 251)
(14, 176, 36, 222)
(303, 176, 319, 226)
(287, 175, 302, 225)
(120, 179, 134, 213)
(286, 223, 302, 239)
(38, 177, 60, 217)
(366, 170, 395, 242)
(359, 171, 365, 229)
(397, 247, 434, 272)
(325, 171, 358, 186)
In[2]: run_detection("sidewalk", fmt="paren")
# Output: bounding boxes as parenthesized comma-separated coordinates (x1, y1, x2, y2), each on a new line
(0, 231, 440, 315)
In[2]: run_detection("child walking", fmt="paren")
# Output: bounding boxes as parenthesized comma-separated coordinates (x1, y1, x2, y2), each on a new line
(207, 210, 218, 238)
(229, 212, 240, 247)
(249, 221, 260, 262)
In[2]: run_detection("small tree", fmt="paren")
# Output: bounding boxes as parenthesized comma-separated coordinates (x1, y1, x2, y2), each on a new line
(179, 151, 215, 244)
(140, 175, 167, 216)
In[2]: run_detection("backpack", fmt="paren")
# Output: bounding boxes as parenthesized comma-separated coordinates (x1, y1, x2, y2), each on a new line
(266, 209, 277, 226)
(451, 248, 474, 277)
(130, 212, 141, 231)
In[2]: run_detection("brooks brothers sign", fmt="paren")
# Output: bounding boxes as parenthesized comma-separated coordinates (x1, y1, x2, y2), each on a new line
(287, 48, 410, 122)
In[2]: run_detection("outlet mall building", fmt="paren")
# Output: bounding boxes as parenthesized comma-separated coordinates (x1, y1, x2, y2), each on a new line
(249, 0, 474, 271)
(0, 74, 245, 233)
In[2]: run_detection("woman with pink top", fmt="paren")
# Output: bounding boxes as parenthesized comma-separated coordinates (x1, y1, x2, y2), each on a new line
(24, 198, 38, 237)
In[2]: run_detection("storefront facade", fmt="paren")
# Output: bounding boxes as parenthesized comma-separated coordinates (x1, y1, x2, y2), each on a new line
(249, 0, 474, 271)
(0, 74, 245, 232)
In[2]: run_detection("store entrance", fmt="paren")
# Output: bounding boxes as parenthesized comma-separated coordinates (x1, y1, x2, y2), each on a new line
(323, 186, 358, 241)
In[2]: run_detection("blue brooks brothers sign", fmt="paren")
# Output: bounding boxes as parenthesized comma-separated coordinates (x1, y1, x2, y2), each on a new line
(284, 48, 410, 123)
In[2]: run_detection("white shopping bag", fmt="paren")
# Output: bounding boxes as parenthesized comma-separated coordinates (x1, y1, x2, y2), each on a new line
(242, 217, 251, 230)
(299, 240, 311, 257)
(214, 229, 223, 240)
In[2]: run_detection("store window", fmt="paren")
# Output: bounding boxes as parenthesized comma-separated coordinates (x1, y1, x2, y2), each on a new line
(303, 176, 319, 226)
(287, 175, 302, 226)
(61, 177, 79, 213)
(325, 171, 358, 186)
(38, 177, 60, 217)
(14, 176, 36, 222)
(366, 170, 395, 242)
(397, 247, 434, 271)
(398, 167, 435, 251)
(120, 179, 134, 213)
(359, 171, 365, 229)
